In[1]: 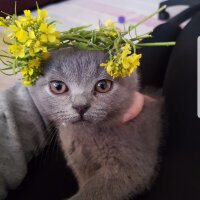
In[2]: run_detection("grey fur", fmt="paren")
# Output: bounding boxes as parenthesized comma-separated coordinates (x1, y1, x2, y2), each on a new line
(29, 47, 163, 200)
(0, 83, 47, 199)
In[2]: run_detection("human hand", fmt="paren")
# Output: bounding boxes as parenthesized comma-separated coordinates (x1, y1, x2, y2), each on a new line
(120, 91, 157, 124)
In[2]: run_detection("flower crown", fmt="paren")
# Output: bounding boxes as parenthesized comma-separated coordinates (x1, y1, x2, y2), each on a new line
(0, 4, 175, 86)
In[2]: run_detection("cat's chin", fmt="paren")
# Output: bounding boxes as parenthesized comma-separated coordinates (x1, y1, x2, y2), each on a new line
(71, 118, 91, 124)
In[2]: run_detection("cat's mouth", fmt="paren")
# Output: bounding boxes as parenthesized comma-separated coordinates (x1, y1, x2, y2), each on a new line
(72, 116, 91, 124)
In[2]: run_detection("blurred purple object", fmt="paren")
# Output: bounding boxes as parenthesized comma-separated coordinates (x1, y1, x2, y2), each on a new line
(118, 16, 125, 23)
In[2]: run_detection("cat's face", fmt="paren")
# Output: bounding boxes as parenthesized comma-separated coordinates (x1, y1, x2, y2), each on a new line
(29, 48, 138, 127)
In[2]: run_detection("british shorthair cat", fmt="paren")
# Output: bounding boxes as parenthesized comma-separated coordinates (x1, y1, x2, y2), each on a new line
(29, 47, 163, 200)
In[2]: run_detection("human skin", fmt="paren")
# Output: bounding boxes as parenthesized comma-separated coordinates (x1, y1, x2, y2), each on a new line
(120, 91, 157, 124)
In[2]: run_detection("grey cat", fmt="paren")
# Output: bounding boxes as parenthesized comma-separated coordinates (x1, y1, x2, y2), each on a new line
(29, 47, 163, 200)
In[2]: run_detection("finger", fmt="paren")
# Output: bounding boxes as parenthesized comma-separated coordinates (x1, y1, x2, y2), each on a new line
(120, 91, 144, 124)
(143, 94, 158, 103)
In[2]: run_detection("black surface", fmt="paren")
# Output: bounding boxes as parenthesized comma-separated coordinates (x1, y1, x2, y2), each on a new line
(6, 137, 78, 200)
(158, 0, 200, 20)
(137, 22, 181, 89)
(136, 10, 200, 200)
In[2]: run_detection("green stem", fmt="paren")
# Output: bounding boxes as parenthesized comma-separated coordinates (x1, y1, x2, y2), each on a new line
(0, 11, 12, 16)
(12, 60, 16, 75)
(0, 54, 15, 59)
(3, 37, 12, 45)
(134, 5, 166, 28)
(130, 35, 152, 41)
(60, 35, 87, 42)
(0, 50, 9, 54)
(0, 69, 14, 76)
(137, 30, 153, 38)
(122, 5, 166, 36)
(0, 58, 10, 66)
(136, 42, 176, 47)
(14, 1, 17, 16)
(0, 66, 13, 70)
(36, 1, 39, 10)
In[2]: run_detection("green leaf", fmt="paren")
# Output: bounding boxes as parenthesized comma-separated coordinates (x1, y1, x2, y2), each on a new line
(67, 25, 92, 33)
(74, 42, 89, 49)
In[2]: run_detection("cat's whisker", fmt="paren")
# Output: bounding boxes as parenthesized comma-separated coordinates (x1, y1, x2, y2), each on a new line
(34, 126, 55, 164)
(57, 115, 78, 122)
(46, 112, 73, 118)
(39, 122, 58, 164)
(86, 113, 106, 119)
(41, 120, 62, 164)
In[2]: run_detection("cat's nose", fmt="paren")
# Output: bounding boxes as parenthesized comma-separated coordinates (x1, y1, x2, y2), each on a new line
(72, 104, 90, 116)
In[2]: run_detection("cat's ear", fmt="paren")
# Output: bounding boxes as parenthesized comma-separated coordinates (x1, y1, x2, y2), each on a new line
(120, 92, 157, 124)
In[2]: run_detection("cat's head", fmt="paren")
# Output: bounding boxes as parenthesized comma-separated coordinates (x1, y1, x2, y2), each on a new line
(29, 48, 138, 127)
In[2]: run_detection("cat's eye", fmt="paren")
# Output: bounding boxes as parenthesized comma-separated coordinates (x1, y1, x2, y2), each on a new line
(95, 79, 112, 93)
(49, 81, 68, 94)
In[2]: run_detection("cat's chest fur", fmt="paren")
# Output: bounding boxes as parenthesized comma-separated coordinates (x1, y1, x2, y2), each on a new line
(59, 100, 162, 187)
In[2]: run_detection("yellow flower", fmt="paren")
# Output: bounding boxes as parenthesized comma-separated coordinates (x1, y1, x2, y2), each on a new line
(39, 22, 54, 32)
(42, 52, 50, 60)
(25, 30, 36, 47)
(21, 66, 34, 76)
(0, 5, 61, 86)
(24, 10, 32, 18)
(9, 21, 28, 43)
(18, 16, 28, 23)
(29, 30, 36, 39)
(104, 19, 117, 37)
(122, 43, 131, 51)
(15, 20, 23, 28)
(105, 19, 115, 28)
(38, 9, 48, 19)
(18, 10, 32, 25)
(100, 60, 120, 78)
(42, 46, 47, 52)
(54, 31, 61, 40)
(16, 29, 28, 43)
(28, 58, 41, 68)
(25, 39, 32, 47)
(29, 48, 35, 57)
(34, 41, 42, 53)
(9, 44, 25, 58)
(127, 53, 141, 73)
(20, 58, 41, 86)
(23, 80, 32, 86)
(8, 24, 20, 38)
(100, 60, 114, 74)
(28, 68, 34, 75)
(28, 41, 47, 56)
(0, 17, 7, 27)
(9, 24, 19, 33)
(40, 34, 48, 43)
(100, 44, 141, 79)
(109, 31, 117, 37)
(39, 23, 60, 43)
(20, 67, 27, 76)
